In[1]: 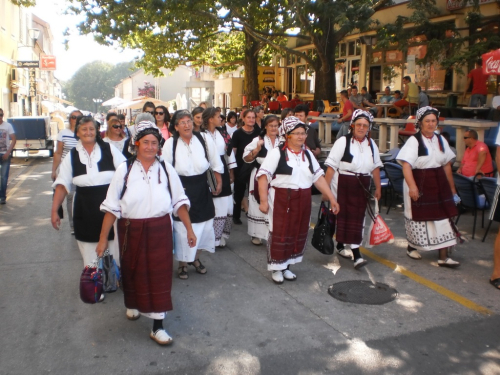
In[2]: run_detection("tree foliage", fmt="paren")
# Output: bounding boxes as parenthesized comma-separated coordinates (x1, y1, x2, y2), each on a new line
(64, 61, 135, 111)
(10, 0, 35, 6)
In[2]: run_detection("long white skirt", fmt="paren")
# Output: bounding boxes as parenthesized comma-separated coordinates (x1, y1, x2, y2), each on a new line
(173, 219, 215, 262)
(77, 240, 116, 267)
(247, 167, 269, 240)
(403, 181, 457, 251)
(214, 195, 233, 246)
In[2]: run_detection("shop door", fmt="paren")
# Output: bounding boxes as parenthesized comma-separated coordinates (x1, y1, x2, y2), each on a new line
(369, 66, 382, 97)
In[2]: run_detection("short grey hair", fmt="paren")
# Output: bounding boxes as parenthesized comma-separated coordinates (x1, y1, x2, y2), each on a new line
(135, 112, 155, 124)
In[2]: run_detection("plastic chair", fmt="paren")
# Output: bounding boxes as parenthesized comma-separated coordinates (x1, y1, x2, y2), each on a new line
(398, 115, 417, 144)
(479, 177, 498, 242)
(383, 162, 405, 214)
(323, 100, 337, 113)
(268, 101, 280, 114)
(453, 173, 488, 239)
(250, 100, 261, 108)
(308, 111, 321, 124)
(280, 101, 294, 110)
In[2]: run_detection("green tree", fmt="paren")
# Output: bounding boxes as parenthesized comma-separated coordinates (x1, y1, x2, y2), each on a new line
(65, 61, 135, 111)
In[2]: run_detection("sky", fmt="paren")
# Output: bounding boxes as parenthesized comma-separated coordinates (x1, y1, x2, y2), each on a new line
(32, 0, 138, 81)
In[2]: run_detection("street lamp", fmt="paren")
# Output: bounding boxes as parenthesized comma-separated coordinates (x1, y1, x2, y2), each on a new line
(28, 28, 40, 47)
(92, 98, 102, 114)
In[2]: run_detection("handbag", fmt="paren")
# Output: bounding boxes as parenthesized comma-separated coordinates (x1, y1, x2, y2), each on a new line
(365, 200, 394, 248)
(79, 259, 103, 304)
(201, 133, 218, 192)
(100, 250, 120, 293)
(311, 201, 336, 255)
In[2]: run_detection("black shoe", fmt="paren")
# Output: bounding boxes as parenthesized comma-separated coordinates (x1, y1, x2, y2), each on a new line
(0, 198, 6, 205)
(233, 218, 242, 225)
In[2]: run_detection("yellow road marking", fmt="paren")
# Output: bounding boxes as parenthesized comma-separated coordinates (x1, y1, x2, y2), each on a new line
(6, 162, 38, 202)
(360, 247, 493, 316)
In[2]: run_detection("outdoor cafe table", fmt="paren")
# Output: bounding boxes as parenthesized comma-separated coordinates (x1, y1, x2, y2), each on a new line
(375, 103, 393, 118)
(374, 117, 498, 162)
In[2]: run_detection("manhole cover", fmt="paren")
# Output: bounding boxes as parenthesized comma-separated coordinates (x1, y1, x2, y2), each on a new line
(328, 280, 398, 305)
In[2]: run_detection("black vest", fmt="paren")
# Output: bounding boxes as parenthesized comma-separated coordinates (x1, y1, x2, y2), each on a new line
(71, 141, 115, 177)
(340, 134, 375, 163)
(412, 131, 445, 156)
(275, 146, 315, 176)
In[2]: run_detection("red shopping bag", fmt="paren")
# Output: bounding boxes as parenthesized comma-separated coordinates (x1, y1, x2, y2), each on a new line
(366, 200, 394, 248)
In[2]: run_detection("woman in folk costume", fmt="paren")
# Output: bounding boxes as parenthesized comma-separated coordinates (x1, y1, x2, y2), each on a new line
(202, 107, 237, 248)
(97, 121, 196, 345)
(51, 116, 126, 269)
(397, 106, 461, 268)
(324, 109, 383, 270)
(243, 115, 280, 245)
(256, 116, 339, 284)
(162, 110, 224, 279)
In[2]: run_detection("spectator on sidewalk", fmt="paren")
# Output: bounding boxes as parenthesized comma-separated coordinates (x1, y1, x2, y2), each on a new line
(0, 108, 16, 204)
(463, 59, 488, 107)
(457, 130, 494, 178)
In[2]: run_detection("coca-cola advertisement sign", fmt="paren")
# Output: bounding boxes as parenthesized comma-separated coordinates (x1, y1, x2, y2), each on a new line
(482, 49, 500, 76)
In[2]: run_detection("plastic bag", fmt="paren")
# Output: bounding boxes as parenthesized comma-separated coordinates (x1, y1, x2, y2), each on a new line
(365, 200, 394, 248)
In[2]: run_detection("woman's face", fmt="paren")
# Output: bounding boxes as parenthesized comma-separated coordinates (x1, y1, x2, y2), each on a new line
(137, 134, 159, 161)
(243, 112, 256, 127)
(287, 126, 307, 148)
(211, 113, 221, 127)
(69, 111, 82, 129)
(266, 120, 279, 137)
(229, 116, 237, 125)
(193, 113, 203, 127)
(155, 108, 166, 123)
(108, 116, 122, 137)
(77, 121, 96, 145)
(420, 114, 438, 136)
(352, 118, 370, 139)
(175, 116, 194, 139)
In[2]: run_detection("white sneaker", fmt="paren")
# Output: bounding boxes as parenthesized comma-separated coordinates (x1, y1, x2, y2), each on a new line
(150, 329, 173, 345)
(354, 258, 367, 270)
(217, 237, 226, 248)
(251, 237, 262, 246)
(271, 270, 284, 284)
(438, 258, 460, 268)
(126, 308, 140, 320)
(337, 249, 353, 259)
(407, 250, 422, 259)
(98, 293, 105, 302)
(282, 269, 296, 281)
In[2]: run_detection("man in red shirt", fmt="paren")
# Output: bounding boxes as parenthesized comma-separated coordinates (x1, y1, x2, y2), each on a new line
(457, 129, 494, 178)
(463, 60, 489, 107)
(277, 91, 288, 102)
(335, 90, 354, 140)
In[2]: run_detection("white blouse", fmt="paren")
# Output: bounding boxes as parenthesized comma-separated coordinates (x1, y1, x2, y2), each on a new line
(397, 134, 454, 169)
(243, 135, 279, 165)
(52, 141, 126, 193)
(256, 148, 324, 189)
(325, 136, 383, 175)
(206, 129, 237, 170)
(103, 137, 127, 153)
(162, 133, 224, 176)
(100, 159, 190, 219)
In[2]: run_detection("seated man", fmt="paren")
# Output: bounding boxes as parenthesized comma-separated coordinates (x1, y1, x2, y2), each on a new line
(418, 86, 430, 108)
(294, 104, 321, 159)
(393, 76, 419, 117)
(375, 86, 396, 118)
(349, 86, 364, 110)
(457, 130, 494, 178)
(387, 90, 402, 117)
(277, 91, 288, 102)
(334, 90, 354, 140)
(360, 86, 378, 116)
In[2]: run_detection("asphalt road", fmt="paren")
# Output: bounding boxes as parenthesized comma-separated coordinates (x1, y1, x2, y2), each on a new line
(0, 155, 499, 375)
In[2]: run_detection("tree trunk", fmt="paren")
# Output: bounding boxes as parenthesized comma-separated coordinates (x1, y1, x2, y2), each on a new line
(243, 31, 261, 102)
(313, 39, 338, 103)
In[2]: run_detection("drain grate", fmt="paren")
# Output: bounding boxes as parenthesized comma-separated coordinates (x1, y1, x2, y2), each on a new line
(328, 280, 398, 305)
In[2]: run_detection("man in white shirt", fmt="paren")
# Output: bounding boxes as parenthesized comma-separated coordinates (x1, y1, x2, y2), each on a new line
(0, 109, 17, 204)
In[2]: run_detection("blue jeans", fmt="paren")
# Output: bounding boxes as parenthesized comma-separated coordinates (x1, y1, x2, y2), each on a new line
(469, 94, 487, 107)
(335, 121, 350, 140)
(0, 154, 11, 200)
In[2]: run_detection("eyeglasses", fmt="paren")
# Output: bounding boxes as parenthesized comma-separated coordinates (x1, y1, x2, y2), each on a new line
(70, 115, 79, 119)
(463, 136, 470, 139)
(155, 111, 164, 115)
(178, 120, 193, 126)
(112, 125, 123, 129)
(354, 123, 370, 129)
(146, 111, 154, 115)
(289, 132, 306, 137)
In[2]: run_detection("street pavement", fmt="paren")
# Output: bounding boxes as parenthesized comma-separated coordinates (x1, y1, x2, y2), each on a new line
(1, 155, 500, 375)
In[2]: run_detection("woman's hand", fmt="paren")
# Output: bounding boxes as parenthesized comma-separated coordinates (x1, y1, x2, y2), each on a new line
(95, 239, 108, 258)
(330, 199, 340, 215)
(213, 183, 222, 196)
(374, 187, 382, 201)
(187, 229, 197, 248)
(51, 210, 61, 230)
(51, 170, 57, 181)
(259, 200, 269, 214)
(256, 139, 264, 150)
(409, 185, 420, 201)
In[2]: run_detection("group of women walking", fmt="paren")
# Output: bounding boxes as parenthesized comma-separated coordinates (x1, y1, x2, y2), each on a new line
(49, 103, 461, 346)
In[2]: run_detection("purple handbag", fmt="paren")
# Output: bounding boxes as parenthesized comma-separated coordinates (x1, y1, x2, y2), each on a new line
(79, 265, 103, 304)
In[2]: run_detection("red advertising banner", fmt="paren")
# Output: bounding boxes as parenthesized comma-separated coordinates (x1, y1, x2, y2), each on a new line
(482, 49, 500, 76)
(40, 55, 56, 71)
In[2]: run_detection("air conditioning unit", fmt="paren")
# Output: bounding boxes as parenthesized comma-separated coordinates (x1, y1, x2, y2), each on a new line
(11, 68, 17, 81)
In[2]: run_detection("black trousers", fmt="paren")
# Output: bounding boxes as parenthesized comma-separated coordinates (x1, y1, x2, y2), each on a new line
(233, 174, 248, 221)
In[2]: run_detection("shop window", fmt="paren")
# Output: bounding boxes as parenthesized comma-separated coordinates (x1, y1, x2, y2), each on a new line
(348, 42, 355, 56)
(340, 43, 346, 57)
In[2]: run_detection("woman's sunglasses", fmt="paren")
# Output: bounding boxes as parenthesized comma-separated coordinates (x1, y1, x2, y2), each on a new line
(70, 115, 79, 119)
(112, 125, 123, 129)
(155, 111, 164, 115)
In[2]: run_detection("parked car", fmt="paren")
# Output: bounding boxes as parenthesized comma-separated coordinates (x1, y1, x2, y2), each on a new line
(8, 116, 55, 157)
